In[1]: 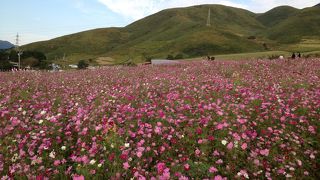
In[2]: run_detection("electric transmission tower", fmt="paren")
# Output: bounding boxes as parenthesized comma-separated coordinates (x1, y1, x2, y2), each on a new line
(206, 8, 211, 26)
(15, 33, 23, 70)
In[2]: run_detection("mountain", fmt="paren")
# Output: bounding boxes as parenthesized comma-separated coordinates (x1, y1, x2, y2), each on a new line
(256, 6, 299, 27)
(262, 6, 320, 43)
(0, 40, 14, 50)
(315, 3, 320, 7)
(23, 4, 320, 64)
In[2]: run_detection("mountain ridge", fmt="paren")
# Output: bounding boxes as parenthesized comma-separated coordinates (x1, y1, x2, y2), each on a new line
(22, 4, 320, 64)
(0, 40, 14, 50)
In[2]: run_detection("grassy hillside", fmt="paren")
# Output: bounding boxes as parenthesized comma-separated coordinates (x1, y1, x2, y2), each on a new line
(24, 28, 126, 61)
(262, 7, 320, 43)
(256, 6, 299, 27)
(22, 4, 320, 65)
(111, 5, 267, 60)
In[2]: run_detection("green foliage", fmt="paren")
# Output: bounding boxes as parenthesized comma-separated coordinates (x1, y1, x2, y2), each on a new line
(167, 54, 174, 60)
(268, 54, 280, 60)
(167, 54, 184, 60)
(183, 43, 226, 57)
(142, 53, 153, 62)
(124, 61, 137, 67)
(0, 50, 9, 61)
(38, 60, 52, 70)
(0, 60, 13, 70)
(78, 60, 89, 69)
(9, 50, 18, 61)
(175, 53, 184, 59)
(22, 51, 46, 61)
(0, 50, 13, 70)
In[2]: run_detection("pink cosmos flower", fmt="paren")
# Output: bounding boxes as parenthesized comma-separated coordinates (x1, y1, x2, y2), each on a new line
(53, 160, 60, 166)
(157, 162, 166, 174)
(73, 175, 85, 180)
(237, 118, 247, 124)
(277, 168, 285, 175)
(241, 143, 247, 150)
(308, 126, 316, 134)
(123, 162, 130, 170)
(209, 166, 218, 173)
(214, 175, 224, 180)
(137, 151, 143, 158)
(195, 149, 201, 156)
(227, 142, 233, 150)
(260, 149, 270, 156)
(184, 163, 190, 171)
(216, 123, 224, 130)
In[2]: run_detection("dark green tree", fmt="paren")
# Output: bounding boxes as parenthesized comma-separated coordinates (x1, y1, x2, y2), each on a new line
(0, 51, 9, 61)
(9, 50, 18, 61)
(167, 54, 174, 60)
(142, 52, 152, 63)
(0, 60, 13, 70)
(78, 60, 89, 69)
(175, 53, 184, 59)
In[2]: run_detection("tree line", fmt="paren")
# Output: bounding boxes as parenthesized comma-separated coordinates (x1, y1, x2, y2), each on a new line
(0, 50, 50, 70)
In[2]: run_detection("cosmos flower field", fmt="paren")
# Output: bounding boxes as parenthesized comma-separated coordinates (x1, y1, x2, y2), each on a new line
(0, 59, 319, 179)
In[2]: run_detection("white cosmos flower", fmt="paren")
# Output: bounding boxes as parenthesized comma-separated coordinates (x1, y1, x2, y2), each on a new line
(49, 151, 56, 159)
(286, 174, 293, 178)
(90, 159, 96, 165)
(11, 153, 18, 162)
(221, 140, 228, 146)
(40, 110, 46, 115)
(125, 143, 130, 148)
(39, 120, 44, 124)
(61, 146, 66, 151)
(234, 141, 239, 148)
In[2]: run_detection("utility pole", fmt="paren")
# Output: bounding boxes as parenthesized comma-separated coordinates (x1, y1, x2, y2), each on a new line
(206, 8, 211, 27)
(15, 33, 23, 70)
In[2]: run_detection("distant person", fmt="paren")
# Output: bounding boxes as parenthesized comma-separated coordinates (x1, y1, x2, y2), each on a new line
(279, 55, 284, 60)
(298, 52, 301, 58)
(206, 56, 215, 61)
(291, 53, 296, 59)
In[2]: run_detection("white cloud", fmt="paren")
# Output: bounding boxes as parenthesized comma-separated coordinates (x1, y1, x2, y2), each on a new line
(98, 0, 247, 20)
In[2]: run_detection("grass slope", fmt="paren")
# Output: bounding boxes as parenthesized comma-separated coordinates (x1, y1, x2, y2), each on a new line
(256, 6, 299, 27)
(262, 7, 320, 43)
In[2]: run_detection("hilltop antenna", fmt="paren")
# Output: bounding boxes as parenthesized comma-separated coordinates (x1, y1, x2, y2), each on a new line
(15, 33, 23, 70)
(15, 33, 19, 47)
(206, 8, 211, 26)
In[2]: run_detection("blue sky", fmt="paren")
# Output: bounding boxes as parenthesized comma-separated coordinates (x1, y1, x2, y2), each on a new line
(0, 0, 318, 45)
